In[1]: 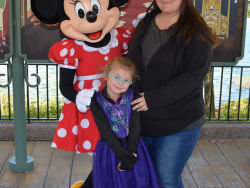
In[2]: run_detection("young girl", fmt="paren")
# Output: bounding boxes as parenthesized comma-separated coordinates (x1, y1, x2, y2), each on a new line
(85, 57, 163, 188)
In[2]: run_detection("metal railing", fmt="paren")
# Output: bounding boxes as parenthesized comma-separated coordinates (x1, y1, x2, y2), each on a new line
(0, 64, 250, 121)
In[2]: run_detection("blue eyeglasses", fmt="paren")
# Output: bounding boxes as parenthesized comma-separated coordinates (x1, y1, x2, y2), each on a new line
(108, 73, 132, 86)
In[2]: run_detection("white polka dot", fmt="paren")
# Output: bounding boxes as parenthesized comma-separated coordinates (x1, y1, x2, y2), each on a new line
(104, 56, 109, 61)
(72, 125, 78, 135)
(83, 141, 91, 150)
(75, 144, 78, 151)
(65, 98, 71, 104)
(75, 59, 79, 67)
(92, 80, 101, 88)
(81, 119, 89, 128)
(51, 142, 57, 148)
(59, 113, 64, 121)
(77, 151, 81, 154)
(70, 48, 75, 56)
(64, 58, 68, 65)
(62, 38, 67, 41)
(123, 42, 128, 50)
(57, 128, 67, 138)
(78, 80, 84, 89)
(62, 42, 68, 45)
(60, 48, 68, 57)
(123, 34, 129, 38)
(126, 30, 131, 34)
(50, 58, 55, 63)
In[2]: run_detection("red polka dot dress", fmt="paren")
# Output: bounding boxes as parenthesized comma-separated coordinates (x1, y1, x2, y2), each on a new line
(49, 27, 133, 154)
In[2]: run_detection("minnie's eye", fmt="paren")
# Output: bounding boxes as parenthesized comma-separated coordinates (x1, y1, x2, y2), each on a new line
(75, 2, 86, 19)
(91, 0, 101, 15)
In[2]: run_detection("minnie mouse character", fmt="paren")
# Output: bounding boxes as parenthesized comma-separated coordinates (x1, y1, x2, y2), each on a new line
(31, 0, 134, 154)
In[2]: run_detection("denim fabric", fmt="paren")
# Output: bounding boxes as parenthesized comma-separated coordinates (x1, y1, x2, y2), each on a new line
(141, 127, 201, 188)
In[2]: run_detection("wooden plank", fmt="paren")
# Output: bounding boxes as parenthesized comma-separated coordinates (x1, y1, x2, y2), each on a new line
(187, 146, 222, 188)
(44, 148, 74, 188)
(0, 141, 35, 188)
(182, 165, 198, 188)
(70, 153, 92, 185)
(216, 141, 250, 187)
(18, 141, 53, 188)
(235, 140, 250, 160)
(198, 141, 248, 188)
(0, 141, 14, 172)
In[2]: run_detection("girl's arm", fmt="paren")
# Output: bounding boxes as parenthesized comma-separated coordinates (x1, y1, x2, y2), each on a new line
(90, 94, 137, 170)
(127, 93, 141, 154)
(59, 67, 78, 103)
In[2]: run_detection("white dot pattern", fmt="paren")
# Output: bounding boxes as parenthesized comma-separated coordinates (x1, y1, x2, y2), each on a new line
(83, 141, 91, 150)
(75, 144, 78, 151)
(51, 142, 57, 148)
(59, 113, 64, 121)
(62, 42, 68, 45)
(104, 56, 109, 61)
(75, 59, 79, 67)
(60, 48, 68, 57)
(65, 99, 71, 104)
(72, 125, 78, 135)
(78, 80, 84, 89)
(92, 80, 101, 88)
(70, 48, 75, 56)
(123, 42, 128, 50)
(81, 119, 89, 128)
(126, 30, 131, 34)
(123, 34, 129, 38)
(64, 58, 68, 65)
(57, 128, 67, 137)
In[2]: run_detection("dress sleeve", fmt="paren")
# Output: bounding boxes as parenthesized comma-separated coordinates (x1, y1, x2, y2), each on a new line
(90, 94, 137, 170)
(49, 39, 79, 69)
(127, 92, 141, 154)
(116, 27, 134, 55)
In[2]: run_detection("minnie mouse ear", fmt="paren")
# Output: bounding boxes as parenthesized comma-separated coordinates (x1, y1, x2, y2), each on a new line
(114, 0, 129, 6)
(31, 0, 60, 24)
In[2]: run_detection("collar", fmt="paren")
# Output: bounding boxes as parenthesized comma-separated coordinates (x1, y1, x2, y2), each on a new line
(74, 29, 118, 55)
(101, 87, 126, 104)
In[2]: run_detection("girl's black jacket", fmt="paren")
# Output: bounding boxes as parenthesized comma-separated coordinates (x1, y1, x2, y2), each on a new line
(127, 9, 213, 137)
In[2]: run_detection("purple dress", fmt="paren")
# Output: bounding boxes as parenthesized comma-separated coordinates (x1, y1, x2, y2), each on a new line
(91, 88, 163, 188)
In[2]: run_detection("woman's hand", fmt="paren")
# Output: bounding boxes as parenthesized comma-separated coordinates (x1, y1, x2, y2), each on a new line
(131, 93, 148, 111)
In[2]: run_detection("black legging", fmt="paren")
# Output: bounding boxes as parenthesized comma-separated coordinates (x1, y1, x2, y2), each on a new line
(80, 171, 93, 188)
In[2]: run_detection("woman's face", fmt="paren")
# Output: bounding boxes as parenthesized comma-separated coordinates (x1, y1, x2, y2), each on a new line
(156, 0, 182, 15)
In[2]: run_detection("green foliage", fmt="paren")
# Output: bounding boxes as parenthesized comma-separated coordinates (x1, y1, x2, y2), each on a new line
(1, 93, 64, 120)
(218, 97, 250, 119)
(248, 7, 250, 18)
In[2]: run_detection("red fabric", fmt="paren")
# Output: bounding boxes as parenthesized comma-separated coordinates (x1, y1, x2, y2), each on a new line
(49, 28, 133, 153)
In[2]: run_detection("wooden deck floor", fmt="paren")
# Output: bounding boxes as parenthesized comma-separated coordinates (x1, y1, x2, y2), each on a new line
(0, 140, 250, 188)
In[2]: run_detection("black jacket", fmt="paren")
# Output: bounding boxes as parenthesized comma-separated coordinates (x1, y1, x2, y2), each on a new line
(127, 9, 213, 137)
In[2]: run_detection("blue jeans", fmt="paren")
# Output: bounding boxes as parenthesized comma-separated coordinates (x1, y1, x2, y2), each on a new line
(141, 127, 201, 188)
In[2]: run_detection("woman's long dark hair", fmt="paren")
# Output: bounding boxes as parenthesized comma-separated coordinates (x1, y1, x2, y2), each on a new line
(146, 0, 219, 47)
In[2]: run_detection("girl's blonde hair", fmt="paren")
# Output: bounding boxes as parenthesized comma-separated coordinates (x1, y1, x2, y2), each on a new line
(102, 57, 140, 84)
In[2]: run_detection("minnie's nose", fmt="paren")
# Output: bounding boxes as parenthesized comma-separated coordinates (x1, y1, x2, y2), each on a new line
(86, 11, 97, 23)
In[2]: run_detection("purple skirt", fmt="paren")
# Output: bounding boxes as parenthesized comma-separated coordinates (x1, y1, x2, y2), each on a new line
(92, 138, 164, 188)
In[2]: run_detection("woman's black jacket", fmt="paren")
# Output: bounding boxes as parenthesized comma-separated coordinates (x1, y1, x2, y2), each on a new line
(127, 9, 213, 137)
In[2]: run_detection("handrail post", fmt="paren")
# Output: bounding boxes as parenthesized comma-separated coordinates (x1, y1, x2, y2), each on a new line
(9, 0, 34, 173)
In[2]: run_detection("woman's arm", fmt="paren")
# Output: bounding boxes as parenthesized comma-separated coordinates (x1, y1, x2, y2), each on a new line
(59, 67, 78, 103)
(90, 94, 137, 170)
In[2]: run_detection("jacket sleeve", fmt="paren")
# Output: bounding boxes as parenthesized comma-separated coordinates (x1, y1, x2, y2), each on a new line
(127, 93, 141, 154)
(144, 36, 213, 109)
(59, 67, 78, 103)
(90, 94, 137, 170)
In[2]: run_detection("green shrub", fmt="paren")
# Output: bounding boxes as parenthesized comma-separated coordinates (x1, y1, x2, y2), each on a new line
(1, 93, 64, 120)
(218, 97, 250, 119)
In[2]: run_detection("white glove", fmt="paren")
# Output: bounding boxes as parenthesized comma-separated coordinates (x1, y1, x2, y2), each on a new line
(132, 12, 147, 28)
(76, 87, 99, 113)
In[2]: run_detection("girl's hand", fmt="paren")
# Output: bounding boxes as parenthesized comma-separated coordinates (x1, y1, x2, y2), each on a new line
(117, 162, 125, 171)
(131, 93, 148, 111)
(132, 153, 137, 157)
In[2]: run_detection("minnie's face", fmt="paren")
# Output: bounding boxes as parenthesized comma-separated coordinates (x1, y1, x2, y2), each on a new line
(61, 0, 120, 43)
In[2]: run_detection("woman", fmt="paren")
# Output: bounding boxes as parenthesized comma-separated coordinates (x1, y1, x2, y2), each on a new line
(128, 0, 219, 187)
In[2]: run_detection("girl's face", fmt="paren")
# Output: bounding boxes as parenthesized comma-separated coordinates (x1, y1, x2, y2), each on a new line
(104, 65, 133, 101)
(61, 0, 120, 43)
(156, 0, 182, 16)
